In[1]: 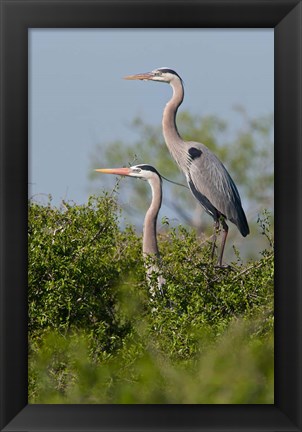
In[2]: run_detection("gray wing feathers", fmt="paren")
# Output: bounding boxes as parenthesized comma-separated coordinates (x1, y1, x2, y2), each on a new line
(186, 142, 249, 237)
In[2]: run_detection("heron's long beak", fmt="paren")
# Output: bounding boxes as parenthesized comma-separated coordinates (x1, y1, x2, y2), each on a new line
(95, 167, 131, 176)
(124, 72, 154, 81)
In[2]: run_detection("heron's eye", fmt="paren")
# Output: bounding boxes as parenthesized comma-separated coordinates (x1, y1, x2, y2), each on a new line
(132, 168, 141, 173)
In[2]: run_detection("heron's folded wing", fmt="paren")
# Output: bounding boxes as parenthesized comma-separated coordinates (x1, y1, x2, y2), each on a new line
(186, 142, 242, 222)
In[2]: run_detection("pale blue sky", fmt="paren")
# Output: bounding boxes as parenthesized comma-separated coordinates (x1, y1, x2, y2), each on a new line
(29, 29, 273, 206)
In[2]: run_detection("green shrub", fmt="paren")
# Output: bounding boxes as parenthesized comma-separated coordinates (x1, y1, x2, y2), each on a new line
(29, 317, 273, 404)
(28, 195, 274, 404)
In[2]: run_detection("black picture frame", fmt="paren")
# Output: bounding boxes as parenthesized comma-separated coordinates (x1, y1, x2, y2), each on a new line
(0, 0, 301, 431)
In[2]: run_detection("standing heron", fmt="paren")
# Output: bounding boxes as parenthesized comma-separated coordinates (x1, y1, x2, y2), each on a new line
(124, 68, 249, 266)
(95, 164, 165, 295)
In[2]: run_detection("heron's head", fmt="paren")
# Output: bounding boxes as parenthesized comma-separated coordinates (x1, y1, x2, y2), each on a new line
(95, 164, 161, 182)
(124, 67, 182, 84)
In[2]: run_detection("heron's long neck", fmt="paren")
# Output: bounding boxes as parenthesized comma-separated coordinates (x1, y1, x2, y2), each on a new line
(143, 178, 162, 257)
(162, 78, 184, 160)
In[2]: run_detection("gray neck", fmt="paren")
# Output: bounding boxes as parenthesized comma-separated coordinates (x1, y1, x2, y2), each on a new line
(162, 78, 184, 165)
(143, 177, 162, 257)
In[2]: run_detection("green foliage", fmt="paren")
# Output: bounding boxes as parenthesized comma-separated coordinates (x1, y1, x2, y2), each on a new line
(28, 194, 143, 353)
(29, 195, 274, 404)
(29, 318, 273, 404)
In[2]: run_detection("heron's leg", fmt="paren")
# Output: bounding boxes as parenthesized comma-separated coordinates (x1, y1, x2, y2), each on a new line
(211, 220, 220, 260)
(217, 218, 229, 267)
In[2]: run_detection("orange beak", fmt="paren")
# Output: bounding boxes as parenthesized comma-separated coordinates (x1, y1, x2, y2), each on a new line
(95, 167, 131, 176)
(123, 72, 154, 81)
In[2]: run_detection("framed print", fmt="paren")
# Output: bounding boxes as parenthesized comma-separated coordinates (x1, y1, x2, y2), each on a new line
(0, 0, 301, 431)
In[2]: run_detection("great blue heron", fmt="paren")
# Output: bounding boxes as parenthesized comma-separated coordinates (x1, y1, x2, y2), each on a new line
(125, 67, 250, 266)
(95, 164, 165, 294)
